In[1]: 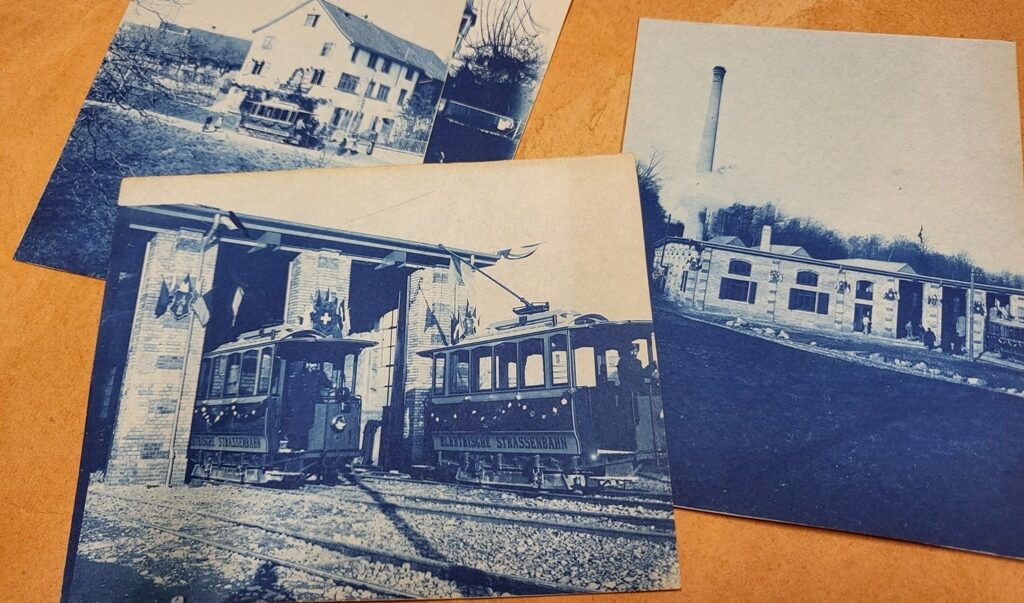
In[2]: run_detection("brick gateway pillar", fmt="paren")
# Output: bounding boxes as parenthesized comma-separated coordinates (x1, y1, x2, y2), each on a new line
(283, 250, 353, 327)
(106, 229, 219, 486)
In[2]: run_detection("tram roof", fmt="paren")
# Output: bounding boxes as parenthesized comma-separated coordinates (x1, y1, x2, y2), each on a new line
(417, 311, 654, 355)
(206, 325, 376, 356)
(123, 204, 501, 270)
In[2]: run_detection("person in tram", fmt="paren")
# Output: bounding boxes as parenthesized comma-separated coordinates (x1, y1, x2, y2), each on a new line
(616, 343, 646, 396)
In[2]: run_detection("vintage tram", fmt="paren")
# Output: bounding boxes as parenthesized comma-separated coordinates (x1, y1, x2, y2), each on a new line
(986, 315, 1024, 363)
(188, 325, 374, 487)
(420, 311, 667, 492)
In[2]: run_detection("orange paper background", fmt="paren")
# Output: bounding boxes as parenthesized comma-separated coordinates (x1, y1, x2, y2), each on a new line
(2, 1, 1023, 601)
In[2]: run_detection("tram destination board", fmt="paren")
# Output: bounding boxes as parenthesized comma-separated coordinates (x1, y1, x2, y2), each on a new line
(189, 434, 268, 453)
(433, 432, 581, 455)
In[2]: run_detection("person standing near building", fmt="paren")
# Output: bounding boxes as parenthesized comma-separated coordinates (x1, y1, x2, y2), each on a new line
(862, 312, 872, 336)
(922, 326, 937, 350)
(955, 312, 968, 355)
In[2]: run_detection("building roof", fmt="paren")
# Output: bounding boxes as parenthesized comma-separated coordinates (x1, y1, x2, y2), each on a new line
(125, 23, 252, 70)
(837, 258, 918, 275)
(708, 235, 744, 246)
(769, 244, 810, 257)
(255, 0, 448, 81)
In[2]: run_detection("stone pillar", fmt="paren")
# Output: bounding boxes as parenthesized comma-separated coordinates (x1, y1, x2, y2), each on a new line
(970, 288, 987, 355)
(402, 266, 471, 466)
(766, 258, 781, 323)
(834, 274, 848, 332)
(284, 250, 353, 327)
(923, 283, 943, 342)
(106, 229, 218, 486)
(881, 277, 898, 338)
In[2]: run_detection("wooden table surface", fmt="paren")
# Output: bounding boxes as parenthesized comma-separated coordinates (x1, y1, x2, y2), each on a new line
(2, 1, 1023, 601)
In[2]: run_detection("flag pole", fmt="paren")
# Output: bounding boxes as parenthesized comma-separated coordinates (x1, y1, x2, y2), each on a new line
(439, 244, 531, 307)
(165, 214, 220, 487)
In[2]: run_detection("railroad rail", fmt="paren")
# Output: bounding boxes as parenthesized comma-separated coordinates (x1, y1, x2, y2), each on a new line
(91, 491, 589, 597)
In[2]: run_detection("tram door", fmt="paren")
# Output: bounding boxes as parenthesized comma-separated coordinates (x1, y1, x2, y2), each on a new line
(281, 356, 359, 453)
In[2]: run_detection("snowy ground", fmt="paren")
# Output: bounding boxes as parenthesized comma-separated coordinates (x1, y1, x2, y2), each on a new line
(65, 478, 680, 602)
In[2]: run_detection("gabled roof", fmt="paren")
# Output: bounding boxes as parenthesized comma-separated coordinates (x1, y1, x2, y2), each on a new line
(769, 244, 810, 257)
(838, 258, 918, 275)
(708, 235, 745, 246)
(254, 0, 448, 81)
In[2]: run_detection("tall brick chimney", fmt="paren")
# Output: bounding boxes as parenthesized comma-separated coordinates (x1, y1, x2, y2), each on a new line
(696, 65, 727, 173)
(760, 225, 772, 251)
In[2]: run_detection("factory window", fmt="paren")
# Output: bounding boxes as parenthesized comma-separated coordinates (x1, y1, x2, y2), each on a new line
(519, 338, 546, 388)
(796, 271, 819, 287)
(551, 334, 569, 386)
(432, 355, 446, 395)
(238, 350, 259, 396)
(224, 353, 242, 396)
(471, 347, 493, 392)
(856, 280, 874, 300)
(719, 277, 757, 304)
(789, 288, 830, 314)
(449, 350, 470, 394)
(209, 356, 227, 398)
(305, 13, 320, 27)
(337, 73, 359, 93)
(728, 259, 752, 277)
(496, 342, 518, 389)
(257, 348, 273, 395)
(310, 69, 326, 86)
(197, 358, 211, 400)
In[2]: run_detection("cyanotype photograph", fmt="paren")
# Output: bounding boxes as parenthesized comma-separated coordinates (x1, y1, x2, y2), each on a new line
(624, 19, 1024, 558)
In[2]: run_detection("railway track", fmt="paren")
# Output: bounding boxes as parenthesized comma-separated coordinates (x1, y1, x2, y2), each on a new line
(92, 490, 589, 597)
(356, 472, 675, 511)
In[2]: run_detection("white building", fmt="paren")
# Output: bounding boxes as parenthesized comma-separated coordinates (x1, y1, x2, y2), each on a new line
(231, 0, 449, 146)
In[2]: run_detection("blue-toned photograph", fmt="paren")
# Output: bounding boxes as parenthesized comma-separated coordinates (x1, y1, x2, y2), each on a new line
(61, 156, 680, 602)
(15, 0, 470, 278)
(624, 20, 1024, 559)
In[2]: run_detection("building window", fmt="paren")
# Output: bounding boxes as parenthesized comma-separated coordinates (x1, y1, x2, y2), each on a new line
(238, 350, 259, 396)
(365, 82, 376, 97)
(337, 73, 359, 93)
(789, 288, 830, 314)
(250, 60, 265, 75)
(350, 47, 360, 62)
(856, 280, 874, 300)
(310, 69, 326, 86)
(376, 84, 390, 101)
(432, 271, 449, 284)
(321, 42, 335, 57)
(397, 89, 408, 105)
(367, 52, 378, 69)
(305, 13, 320, 27)
(381, 58, 393, 74)
(719, 277, 757, 304)
(728, 259, 752, 276)
(404, 67, 416, 81)
(796, 270, 819, 287)
(261, 36, 275, 50)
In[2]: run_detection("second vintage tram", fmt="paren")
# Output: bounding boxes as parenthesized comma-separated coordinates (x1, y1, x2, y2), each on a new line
(187, 325, 374, 487)
(420, 311, 667, 492)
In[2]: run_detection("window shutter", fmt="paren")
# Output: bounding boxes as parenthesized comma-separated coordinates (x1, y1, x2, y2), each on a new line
(817, 292, 830, 314)
(748, 282, 757, 304)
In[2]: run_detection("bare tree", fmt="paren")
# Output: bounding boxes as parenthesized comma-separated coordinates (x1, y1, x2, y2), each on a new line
(463, 0, 544, 87)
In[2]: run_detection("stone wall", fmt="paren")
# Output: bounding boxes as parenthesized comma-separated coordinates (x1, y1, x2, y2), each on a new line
(283, 250, 352, 328)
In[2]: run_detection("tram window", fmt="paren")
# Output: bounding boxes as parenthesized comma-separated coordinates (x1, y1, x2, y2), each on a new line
(605, 349, 620, 385)
(210, 356, 227, 398)
(197, 358, 211, 400)
(449, 350, 470, 394)
(551, 335, 569, 386)
(224, 353, 241, 396)
(519, 338, 546, 388)
(239, 350, 259, 396)
(271, 357, 283, 396)
(343, 354, 355, 389)
(257, 348, 273, 395)
(471, 347, 493, 392)
(432, 355, 446, 395)
(572, 345, 597, 387)
(632, 339, 651, 367)
(495, 342, 518, 389)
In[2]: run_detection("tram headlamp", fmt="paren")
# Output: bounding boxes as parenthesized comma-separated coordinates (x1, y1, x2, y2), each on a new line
(330, 415, 347, 432)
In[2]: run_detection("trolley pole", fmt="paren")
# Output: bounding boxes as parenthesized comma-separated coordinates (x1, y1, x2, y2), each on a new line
(968, 267, 976, 362)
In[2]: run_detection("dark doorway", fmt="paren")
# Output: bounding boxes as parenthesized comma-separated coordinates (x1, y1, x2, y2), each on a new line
(853, 303, 873, 334)
(941, 286, 967, 354)
(897, 280, 924, 339)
